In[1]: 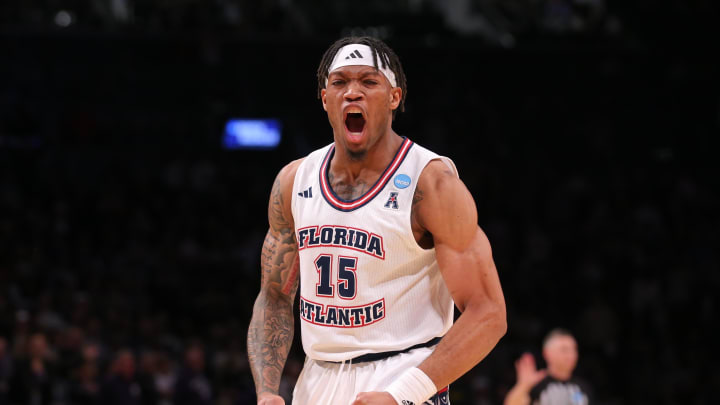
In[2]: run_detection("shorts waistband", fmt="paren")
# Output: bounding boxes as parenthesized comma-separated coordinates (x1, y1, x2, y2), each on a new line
(326, 336, 442, 364)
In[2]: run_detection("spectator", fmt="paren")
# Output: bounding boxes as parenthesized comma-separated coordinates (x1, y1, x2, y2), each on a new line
(153, 351, 176, 405)
(67, 360, 101, 405)
(0, 337, 12, 405)
(136, 350, 159, 405)
(173, 344, 212, 405)
(100, 350, 148, 405)
(10, 333, 55, 405)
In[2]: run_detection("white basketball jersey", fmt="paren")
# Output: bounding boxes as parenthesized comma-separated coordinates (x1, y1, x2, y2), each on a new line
(291, 137, 456, 362)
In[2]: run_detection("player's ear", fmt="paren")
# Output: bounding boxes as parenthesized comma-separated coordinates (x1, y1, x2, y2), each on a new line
(389, 87, 401, 110)
(321, 88, 328, 111)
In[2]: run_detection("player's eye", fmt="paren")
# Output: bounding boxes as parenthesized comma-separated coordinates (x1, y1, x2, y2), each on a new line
(364, 80, 378, 85)
(331, 80, 345, 86)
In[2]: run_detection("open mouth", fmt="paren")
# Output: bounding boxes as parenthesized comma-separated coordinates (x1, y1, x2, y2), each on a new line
(345, 112, 366, 133)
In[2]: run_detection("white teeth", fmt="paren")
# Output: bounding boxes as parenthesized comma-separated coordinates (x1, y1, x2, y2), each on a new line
(347, 107, 362, 114)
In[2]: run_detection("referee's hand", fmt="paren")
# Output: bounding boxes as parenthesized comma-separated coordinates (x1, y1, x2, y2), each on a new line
(515, 352, 547, 390)
(257, 393, 285, 405)
(352, 391, 396, 405)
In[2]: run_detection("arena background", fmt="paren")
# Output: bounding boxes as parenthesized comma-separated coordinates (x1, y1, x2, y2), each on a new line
(1, 1, 718, 404)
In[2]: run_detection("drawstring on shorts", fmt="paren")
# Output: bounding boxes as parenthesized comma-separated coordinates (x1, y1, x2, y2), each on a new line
(327, 357, 352, 401)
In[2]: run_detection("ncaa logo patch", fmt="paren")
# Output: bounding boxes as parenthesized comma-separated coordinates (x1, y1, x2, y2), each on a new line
(394, 174, 411, 189)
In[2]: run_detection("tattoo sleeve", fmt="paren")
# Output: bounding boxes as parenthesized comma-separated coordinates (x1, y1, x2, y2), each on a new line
(248, 175, 300, 398)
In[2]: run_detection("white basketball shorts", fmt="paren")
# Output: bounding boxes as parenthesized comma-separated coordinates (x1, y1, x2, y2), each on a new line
(291, 346, 450, 405)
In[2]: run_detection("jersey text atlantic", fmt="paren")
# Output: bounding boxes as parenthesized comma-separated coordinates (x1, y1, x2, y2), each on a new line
(299, 296, 386, 328)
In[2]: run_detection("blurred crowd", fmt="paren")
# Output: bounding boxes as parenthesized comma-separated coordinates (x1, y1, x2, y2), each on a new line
(0, 0, 622, 43)
(0, 331, 239, 405)
(1, 5, 719, 404)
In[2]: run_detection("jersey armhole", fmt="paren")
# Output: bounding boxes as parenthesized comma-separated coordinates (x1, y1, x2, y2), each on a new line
(431, 156, 459, 178)
(290, 159, 308, 222)
(290, 144, 332, 221)
(405, 155, 458, 252)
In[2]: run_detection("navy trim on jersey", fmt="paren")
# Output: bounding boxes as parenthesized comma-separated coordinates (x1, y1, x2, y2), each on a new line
(324, 336, 442, 364)
(319, 137, 413, 212)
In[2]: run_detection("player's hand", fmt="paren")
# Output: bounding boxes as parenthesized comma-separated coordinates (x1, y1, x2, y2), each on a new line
(351, 391, 397, 405)
(257, 393, 285, 405)
(514, 352, 547, 390)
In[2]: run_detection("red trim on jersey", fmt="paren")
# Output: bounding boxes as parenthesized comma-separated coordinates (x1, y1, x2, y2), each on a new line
(319, 138, 413, 211)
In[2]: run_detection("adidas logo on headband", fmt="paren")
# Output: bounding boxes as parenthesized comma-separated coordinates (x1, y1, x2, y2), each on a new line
(345, 49, 363, 59)
(328, 44, 398, 88)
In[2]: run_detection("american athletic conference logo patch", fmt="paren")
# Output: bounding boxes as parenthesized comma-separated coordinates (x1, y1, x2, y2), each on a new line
(384, 192, 399, 210)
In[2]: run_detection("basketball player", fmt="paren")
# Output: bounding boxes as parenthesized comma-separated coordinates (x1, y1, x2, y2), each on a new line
(247, 36, 507, 405)
(504, 329, 593, 405)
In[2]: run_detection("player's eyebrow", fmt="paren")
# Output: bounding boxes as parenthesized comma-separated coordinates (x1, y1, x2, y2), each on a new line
(359, 70, 382, 78)
(328, 69, 382, 79)
(327, 71, 346, 81)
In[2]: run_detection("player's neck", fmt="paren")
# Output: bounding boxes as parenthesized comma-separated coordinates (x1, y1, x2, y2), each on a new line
(332, 131, 403, 179)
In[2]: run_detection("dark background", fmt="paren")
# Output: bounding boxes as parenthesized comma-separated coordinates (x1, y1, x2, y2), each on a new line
(1, 1, 719, 404)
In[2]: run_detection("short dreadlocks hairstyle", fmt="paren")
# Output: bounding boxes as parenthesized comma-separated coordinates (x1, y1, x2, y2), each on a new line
(316, 36, 407, 119)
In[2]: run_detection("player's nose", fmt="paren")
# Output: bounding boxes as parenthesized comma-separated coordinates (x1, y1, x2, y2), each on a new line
(343, 81, 364, 101)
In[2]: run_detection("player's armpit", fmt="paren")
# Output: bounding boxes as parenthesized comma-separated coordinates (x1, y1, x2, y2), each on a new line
(248, 160, 303, 399)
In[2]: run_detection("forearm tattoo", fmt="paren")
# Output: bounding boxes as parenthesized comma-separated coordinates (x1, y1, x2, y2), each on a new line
(248, 176, 300, 397)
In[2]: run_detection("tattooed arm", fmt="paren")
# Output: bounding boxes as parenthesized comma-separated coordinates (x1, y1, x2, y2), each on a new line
(248, 160, 303, 405)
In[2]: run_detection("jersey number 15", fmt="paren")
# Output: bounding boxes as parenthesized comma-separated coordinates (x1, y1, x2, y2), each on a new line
(314, 255, 357, 299)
